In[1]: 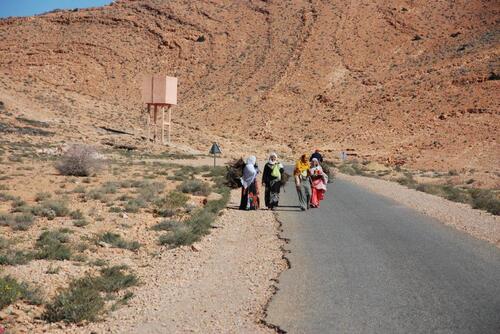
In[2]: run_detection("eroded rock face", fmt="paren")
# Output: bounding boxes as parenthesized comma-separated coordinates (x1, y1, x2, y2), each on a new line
(0, 0, 498, 172)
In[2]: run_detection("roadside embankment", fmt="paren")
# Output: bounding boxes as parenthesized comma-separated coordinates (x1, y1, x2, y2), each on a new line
(51, 190, 286, 333)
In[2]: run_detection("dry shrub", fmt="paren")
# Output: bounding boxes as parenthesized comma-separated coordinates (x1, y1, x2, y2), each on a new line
(56, 144, 103, 177)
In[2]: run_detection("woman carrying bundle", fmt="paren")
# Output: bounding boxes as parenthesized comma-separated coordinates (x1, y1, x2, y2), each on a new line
(310, 158, 328, 208)
(262, 152, 284, 211)
(239, 156, 260, 210)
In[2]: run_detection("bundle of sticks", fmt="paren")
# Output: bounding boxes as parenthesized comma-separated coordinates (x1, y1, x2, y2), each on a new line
(225, 158, 292, 189)
(225, 158, 246, 189)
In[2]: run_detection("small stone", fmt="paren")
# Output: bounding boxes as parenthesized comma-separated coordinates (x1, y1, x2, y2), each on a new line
(98, 241, 110, 248)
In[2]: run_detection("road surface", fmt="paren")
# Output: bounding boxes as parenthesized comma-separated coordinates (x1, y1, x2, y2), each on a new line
(266, 177, 500, 334)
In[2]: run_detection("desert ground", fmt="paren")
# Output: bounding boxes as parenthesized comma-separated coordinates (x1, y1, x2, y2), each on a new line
(0, 0, 498, 333)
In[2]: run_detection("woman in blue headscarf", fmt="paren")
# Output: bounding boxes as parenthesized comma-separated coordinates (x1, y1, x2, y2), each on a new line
(239, 156, 260, 210)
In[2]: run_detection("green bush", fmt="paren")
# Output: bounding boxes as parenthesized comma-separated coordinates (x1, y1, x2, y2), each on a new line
(43, 284, 104, 323)
(91, 266, 138, 293)
(109, 206, 122, 213)
(469, 189, 500, 215)
(0, 236, 8, 249)
(43, 265, 137, 323)
(70, 210, 84, 219)
(396, 173, 417, 188)
(86, 189, 106, 201)
(151, 220, 180, 231)
(0, 250, 33, 266)
(72, 185, 86, 193)
(33, 199, 70, 218)
(124, 198, 146, 213)
(35, 230, 72, 260)
(0, 213, 35, 230)
(338, 164, 356, 175)
(177, 179, 211, 196)
(35, 192, 52, 202)
(0, 192, 18, 202)
(73, 219, 89, 227)
(153, 191, 189, 217)
(98, 232, 140, 250)
(101, 182, 118, 194)
(137, 181, 164, 202)
(159, 224, 199, 247)
(0, 276, 41, 309)
(12, 213, 35, 230)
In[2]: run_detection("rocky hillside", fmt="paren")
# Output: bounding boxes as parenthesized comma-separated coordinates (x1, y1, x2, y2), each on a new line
(0, 0, 498, 172)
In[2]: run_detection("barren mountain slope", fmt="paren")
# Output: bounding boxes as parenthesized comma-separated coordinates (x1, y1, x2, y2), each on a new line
(0, 0, 498, 172)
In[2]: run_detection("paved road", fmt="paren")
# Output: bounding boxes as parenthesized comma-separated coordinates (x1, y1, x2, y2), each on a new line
(266, 177, 500, 334)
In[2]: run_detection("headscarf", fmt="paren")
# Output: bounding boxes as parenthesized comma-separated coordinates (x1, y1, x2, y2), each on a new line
(310, 158, 328, 186)
(310, 158, 323, 175)
(241, 156, 257, 189)
(268, 152, 278, 165)
(294, 154, 310, 176)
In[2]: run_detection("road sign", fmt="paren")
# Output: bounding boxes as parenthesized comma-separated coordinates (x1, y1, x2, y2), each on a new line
(209, 143, 222, 167)
(209, 142, 222, 155)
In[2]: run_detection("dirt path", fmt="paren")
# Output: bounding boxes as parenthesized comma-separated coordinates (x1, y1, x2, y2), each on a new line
(44, 191, 285, 334)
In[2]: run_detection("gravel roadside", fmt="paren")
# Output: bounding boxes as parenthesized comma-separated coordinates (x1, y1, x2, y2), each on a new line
(339, 174, 500, 246)
(38, 190, 286, 334)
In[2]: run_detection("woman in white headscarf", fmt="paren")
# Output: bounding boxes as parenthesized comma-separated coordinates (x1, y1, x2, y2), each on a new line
(262, 152, 284, 210)
(309, 158, 327, 208)
(239, 156, 260, 210)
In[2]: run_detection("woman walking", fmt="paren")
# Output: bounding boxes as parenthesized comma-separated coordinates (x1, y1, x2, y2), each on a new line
(294, 154, 312, 211)
(262, 152, 284, 211)
(310, 158, 328, 208)
(239, 156, 260, 210)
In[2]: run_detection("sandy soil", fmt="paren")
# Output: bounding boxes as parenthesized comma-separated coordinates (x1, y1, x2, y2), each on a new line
(340, 174, 500, 246)
(29, 190, 286, 334)
(1, 0, 499, 174)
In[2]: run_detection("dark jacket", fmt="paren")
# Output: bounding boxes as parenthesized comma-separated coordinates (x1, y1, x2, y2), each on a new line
(309, 152, 323, 162)
(262, 163, 284, 186)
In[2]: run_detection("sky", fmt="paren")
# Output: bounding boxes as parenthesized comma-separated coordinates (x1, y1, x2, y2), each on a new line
(0, 0, 112, 18)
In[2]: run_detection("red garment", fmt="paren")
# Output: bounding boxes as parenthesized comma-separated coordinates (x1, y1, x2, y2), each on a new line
(310, 177, 326, 207)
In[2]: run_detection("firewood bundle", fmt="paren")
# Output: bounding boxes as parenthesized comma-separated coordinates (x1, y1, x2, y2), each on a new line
(225, 158, 246, 189)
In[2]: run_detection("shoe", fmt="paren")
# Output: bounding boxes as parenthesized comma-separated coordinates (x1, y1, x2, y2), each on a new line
(300, 207, 306, 211)
(271, 207, 277, 211)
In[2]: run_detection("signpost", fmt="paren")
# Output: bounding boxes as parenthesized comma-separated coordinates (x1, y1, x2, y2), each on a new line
(209, 142, 222, 167)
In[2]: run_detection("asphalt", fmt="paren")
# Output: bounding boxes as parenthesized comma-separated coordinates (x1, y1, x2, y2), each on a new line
(266, 177, 500, 334)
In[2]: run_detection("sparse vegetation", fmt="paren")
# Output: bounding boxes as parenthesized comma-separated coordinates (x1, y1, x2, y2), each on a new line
(98, 232, 140, 250)
(153, 191, 189, 217)
(151, 220, 180, 231)
(469, 189, 500, 216)
(0, 276, 42, 309)
(33, 199, 70, 218)
(35, 230, 72, 260)
(0, 250, 33, 266)
(43, 282, 104, 323)
(43, 265, 137, 323)
(70, 209, 84, 219)
(159, 185, 230, 247)
(86, 265, 138, 293)
(35, 192, 52, 202)
(73, 219, 89, 227)
(177, 179, 211, 196)
(55, 144, 103, 177)
(124, 198, 146, 213)
(0, 212, 35, 230)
